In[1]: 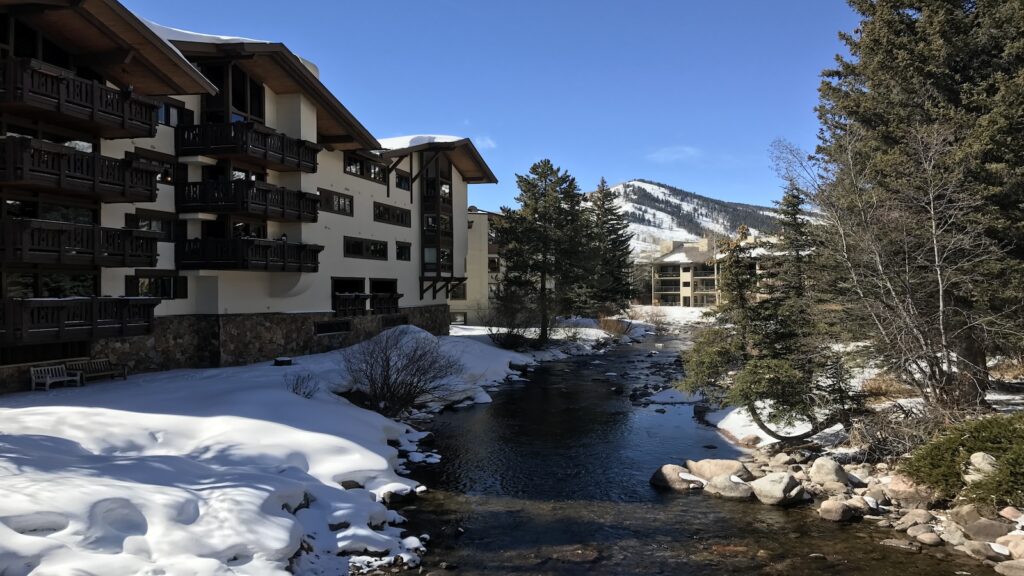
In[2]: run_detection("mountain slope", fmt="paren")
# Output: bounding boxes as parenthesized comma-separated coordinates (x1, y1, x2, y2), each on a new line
(610, 179, 778, 256)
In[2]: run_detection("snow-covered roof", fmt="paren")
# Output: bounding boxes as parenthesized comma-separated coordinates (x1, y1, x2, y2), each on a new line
(377, 135, 466, 151)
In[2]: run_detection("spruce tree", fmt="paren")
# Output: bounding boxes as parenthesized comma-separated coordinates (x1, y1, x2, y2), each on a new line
(587, 178, 635, 314)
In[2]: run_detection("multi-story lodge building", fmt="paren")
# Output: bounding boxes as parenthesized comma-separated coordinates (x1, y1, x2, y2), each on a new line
(650, 238, 719, 307)
(449, 206, 502, 325)
(0, 0, 496, 390)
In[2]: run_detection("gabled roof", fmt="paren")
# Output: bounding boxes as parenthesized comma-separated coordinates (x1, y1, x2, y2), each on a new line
(147, 22, 379, 151)
(654, 244, 714, 265)
(377, 135, 498, 185)
(0, 0, 216, 95)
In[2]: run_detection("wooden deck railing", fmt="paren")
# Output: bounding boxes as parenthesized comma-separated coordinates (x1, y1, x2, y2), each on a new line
(177, 122, 320, 172)
(177, 180, 319, 222)
(176, 238, 323, 272)
(0, 58, 158, 138)
(0, 137, 159, 202)
(332, 293, 370, 317)
(0, 218, 159, 267)
(370, 293, 403, 315)
(0, 297, 160, 345)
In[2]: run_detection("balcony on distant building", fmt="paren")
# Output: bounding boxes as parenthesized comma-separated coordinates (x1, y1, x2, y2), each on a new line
(0, 297, 161, 345)
(177, 122, 320, 172)
(176, 238, 323, 272)
(0, 219, 160, 267)
(177, 180, 319, 222)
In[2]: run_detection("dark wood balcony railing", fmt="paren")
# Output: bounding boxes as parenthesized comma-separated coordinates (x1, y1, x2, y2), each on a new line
(0, 137, 160, 203)
(176, 238, 323, 272)
(422, 262, 454, 275)
(370, 292, 403, 315)
(332, 293, 370, 317)
(0, 218, 159, 267)
(0, 297, 160, 345)
(0, 58, 159, 139)
(177, 122, 320, 172)
(176, 180, 319, 222)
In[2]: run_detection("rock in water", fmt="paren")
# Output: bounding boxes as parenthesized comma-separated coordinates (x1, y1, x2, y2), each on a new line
(1000, 506, 1023, 523)
(916, 532, 942, 547)
(894, 509, 934, 531)
(883, 474, 936, 509)
(809, 457, 850, 485)
(704, 474, 754, 500)
(996, 560, 1024, 576)
(686, 459, 753, 482)
(948, 504, 983, 527)
(879, 538, 921, 552)
(649, 464, 702, 492)
(819, 500, 854, 522)
(964, 518, 1013, 542)
(749, 473, 805, 506)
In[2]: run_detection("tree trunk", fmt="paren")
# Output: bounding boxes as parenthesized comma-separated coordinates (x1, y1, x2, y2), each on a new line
(745, 402, 838, 442)
(539, 268, 548, 343)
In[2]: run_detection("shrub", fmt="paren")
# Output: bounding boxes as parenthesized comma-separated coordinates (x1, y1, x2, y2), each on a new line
(849, 403, 978, 463)
(483, 308, 534, 350)
(285, 372, 319, 399)
(902, 411, 1024, 506)
(342, 328, 464, 418)
(598, 317, 633, 338)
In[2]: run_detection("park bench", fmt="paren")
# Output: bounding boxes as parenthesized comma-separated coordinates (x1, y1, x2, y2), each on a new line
(66, 358, 129, 382)
(29, 365, 83, 391)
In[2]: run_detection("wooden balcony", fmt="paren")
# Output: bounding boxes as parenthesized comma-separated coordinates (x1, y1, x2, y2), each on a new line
(332, 293, 370, 317)
(0, 59, 159, 139)
(0, 137, 160, 203)
(422, 262, 454, 275)
(370, 293, 402, 315)
(0, 218, 159, 267)
(176, 180, 319, 222)
(177, 122, 320, 172)
(176, 238, 323, 272)
(0, 297, 160, 345)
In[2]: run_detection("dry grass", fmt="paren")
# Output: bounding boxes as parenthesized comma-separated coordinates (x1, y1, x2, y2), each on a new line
(991, 358, 1024, 382)
(598, 317, 634, 338)
(860, 373, 919, 404)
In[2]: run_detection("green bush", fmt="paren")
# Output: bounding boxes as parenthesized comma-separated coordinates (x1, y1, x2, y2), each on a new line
(902, 412, 1024, 507)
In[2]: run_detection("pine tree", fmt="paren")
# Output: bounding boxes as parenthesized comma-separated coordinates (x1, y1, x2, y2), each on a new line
(587, 178, 635, 314)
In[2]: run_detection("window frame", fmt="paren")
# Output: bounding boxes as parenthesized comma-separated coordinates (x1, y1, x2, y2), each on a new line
(125, 269, 187, 300)
(343, 152, 387, 185)
(373, 201, 411, 228)
(343, 236, 388, 261)
(396, 241, 411, 261)
(125, 209, 177, 242)
(318, 188, 354, 217)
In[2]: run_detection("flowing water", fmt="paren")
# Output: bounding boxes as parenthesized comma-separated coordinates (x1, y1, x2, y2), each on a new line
(406, 334, 991, 575)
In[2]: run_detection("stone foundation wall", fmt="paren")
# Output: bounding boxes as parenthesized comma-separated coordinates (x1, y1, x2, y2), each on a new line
(0, 304, 451, 392)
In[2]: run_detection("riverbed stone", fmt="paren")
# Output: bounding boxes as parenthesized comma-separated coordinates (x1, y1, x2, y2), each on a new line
(916, 532, 942, 547)
(964, 518, 1013, 542)
(809, 457, 850, 485)
(949, 504, 983, 527)
(743, 462, 766, 479)
(704, 474, 754, 500)
(883, 474, 936, 509)
(879, 538, 921, 552)
(822, 481, 851, 496)
(650, 464, 702, 492)
(749, 473, 805, 506)
(996, 560, 1024, 576)
(843, 464, 874, 486)
(819, 500, 854, 522)
(845, 496, 873, 513)
(958, 540, 1009, 561)
(1000, 507, 1023, 523)
(686, 459, 753, 482)
(940, 522, 968, 546)
(906, 524, 934, 538)
(771, 452, 796, 466)
(894, 509, 934, 531)
(964, 452, 998, 485)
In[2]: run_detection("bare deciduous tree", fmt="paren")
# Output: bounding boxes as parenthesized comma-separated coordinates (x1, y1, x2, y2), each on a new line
(342, 328, 464, 417)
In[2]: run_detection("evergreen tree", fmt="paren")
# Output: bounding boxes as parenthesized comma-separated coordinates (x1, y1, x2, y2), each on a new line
(586, 178, 635, 314)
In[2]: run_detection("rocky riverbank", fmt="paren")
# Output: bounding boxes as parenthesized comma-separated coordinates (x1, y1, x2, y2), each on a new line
(652, 450, 1024, 574)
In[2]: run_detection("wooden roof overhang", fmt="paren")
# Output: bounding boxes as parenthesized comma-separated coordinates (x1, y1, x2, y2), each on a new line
(420, 276, 466, 299)
(379, 139, 498, 184)
(169, 40, 379, 151)
(0, 0, 216, 95)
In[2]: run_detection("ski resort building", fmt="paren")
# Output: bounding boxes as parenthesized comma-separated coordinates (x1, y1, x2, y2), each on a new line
(650, 238, 719, 307)
(0, 0, 496, 390)
(448, 206, 502, 325)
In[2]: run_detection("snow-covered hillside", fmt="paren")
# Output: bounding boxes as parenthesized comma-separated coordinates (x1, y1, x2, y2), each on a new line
(609, 180, 778, 257)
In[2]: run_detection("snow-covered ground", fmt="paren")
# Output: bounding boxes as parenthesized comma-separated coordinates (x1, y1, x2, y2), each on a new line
(0, 320, 636, 576)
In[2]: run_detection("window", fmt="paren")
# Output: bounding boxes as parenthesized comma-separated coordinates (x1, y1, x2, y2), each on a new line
(450, 283, 466, 300)
(126, 272, 187, 300)
(134, 149, 180, 185)
(157, 102, 185, 127)
(373, 202, 411, 227)
(344, 236, 388, 260)
(343, 153, 386, 184)
(199, 63, 263, 124)
(396, 242, 411, 261)
(3, 272, 97, 298)
(126, 210, 176, 242)
(488, 256, 500, 273)
(396, 170, 411, 191)
(319, 188, 353, 216)
(450, 312, 467, 325)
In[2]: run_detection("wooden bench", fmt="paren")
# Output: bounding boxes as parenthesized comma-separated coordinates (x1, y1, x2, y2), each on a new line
(30, 365, 83, 391)
(66, 358, 129, 382)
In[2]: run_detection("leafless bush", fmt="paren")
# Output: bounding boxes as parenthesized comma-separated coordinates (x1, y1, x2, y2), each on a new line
(860, 373, 919, 403)
(342, 328, 464, 417)
(598, 317, 634, 338)
(554, 321, 583, 343)
(483, 308, 534, 349)
(285, 372, 319, 399)
(642, 306, 669, 335)
(848, 403, 985, 463)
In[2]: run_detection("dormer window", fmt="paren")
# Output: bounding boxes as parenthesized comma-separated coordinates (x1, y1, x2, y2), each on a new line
(199, 62, 265, 124)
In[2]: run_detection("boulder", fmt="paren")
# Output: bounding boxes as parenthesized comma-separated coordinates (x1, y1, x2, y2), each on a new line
(957, 540, 1009, 562)
(809, 457, 850, 485)
(822, 481, 851, 496)
(996, 561, 1024, 576)
(819, 500, 854, 522)
(749, 473, 805, 506)
(770, 452, 796, 466)
(996, 535, 1024, 560)
(879, 538, 921, 552)
(742, 462, 766, 480)
(948, 503, 983, 527)
(843, 464, 874, 486)
(916, 532, 942, 547)
(883, 474, 936, 509)
(1000, 507, 1023, 523)
(964, 452, 997, 485)
(906, 524, 934, 538)
(650, 464, 702, 492)
(686, 459, 753, 482)
(964, 518, 1013, 542)
(845, 496, 873, 513)
(704, 474, 754, 500)
(738, 434, 762, 448)
(894, 509, 934, 531)
(865, 488, 890, 506)
(940, 522, 967, 546)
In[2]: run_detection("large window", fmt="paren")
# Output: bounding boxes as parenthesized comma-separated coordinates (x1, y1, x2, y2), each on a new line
(396, 242, 411, 261)
(126, 271, 187, 300)
(319, 188, 353, 216)
(395, 170, 411, 191)
(344, 236, 388, 260)
(344, 153, 386, 184)
(373, 202, 411, 227)
(199, 63, 264, 124)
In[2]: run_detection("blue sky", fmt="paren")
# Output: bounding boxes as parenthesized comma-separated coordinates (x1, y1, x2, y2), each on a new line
(126, 0, 859, 211)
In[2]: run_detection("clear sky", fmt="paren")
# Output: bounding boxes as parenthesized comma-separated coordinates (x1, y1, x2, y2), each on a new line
(125, 0, 860, 211)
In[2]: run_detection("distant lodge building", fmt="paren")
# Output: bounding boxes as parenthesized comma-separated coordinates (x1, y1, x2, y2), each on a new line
(448, 207, 502, 325)
(0, 0, 496, 390)
(651, 238, 719, 307)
